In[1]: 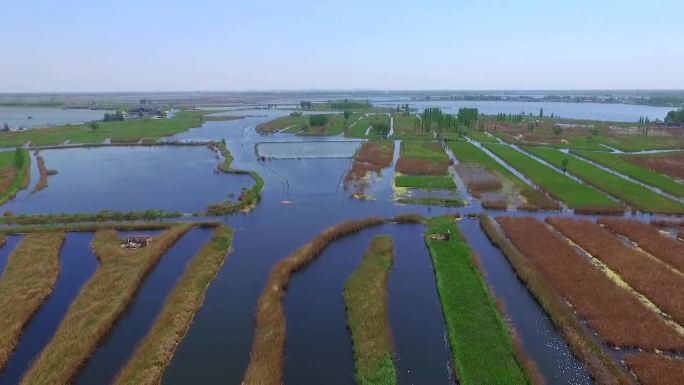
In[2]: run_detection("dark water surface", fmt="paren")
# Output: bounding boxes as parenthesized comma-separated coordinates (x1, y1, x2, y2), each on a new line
(0, 233, 97, 385)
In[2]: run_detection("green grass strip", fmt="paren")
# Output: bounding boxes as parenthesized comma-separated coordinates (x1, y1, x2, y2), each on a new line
(425, 217, 532, 385)
(526, 147, 684, 214)
(345, 117, 371, 138)
(394, 175, 456, 189)
(113, 224, 233, 385)
(483, 143, 616, 208)
(344, 235, 397, 385)
(572, 150, 684, 198)
(0, 149, 30, 206)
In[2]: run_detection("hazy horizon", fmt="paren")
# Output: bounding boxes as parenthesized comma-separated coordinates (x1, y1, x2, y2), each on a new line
(2, 0, 683, 92)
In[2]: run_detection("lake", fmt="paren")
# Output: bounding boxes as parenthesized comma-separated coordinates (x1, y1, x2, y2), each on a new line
(0, 107, 113, 129)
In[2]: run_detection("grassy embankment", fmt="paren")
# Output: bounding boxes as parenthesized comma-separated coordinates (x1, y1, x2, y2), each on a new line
(598, 218, 684, 273)
(113, 224, 233, 385)
(0, 209, 183, 225)
(496, 216, 684, 351)
(526, 147, 684, 214)
(624, 353, 684, 385)
(241, 214, 421, 385)
(448, 140, 559, 210)
(548, 217, 684, 325)
(202, 142, 263, 215)
(344, 235, 397, 385)
(479, 216, 633, 385)
(0, 148, 31, 206)
(599, 134, 684, 152)
(482, 143, 621, 213)
(425, 217, 537, 384)
(392, 114, 429, 140)
(31, 151, 58, 193)
(0, 233, 64, 369)
(0, 110, 211, 147)
(345, 116, 371, 138)
(256, 114, 310, 134)
(571, 150, 684, 198)
(20, 225, 192, 385)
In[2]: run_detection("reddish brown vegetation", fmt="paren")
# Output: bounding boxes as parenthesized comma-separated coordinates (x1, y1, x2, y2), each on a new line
(496, 216, 684, 351)
(242, 215, 420, 385)
(480, 217, 632, 385)
(573, 205, 625, 215)
(623, 152, 684, 180)
(548, 218, 684, 326)
(650, 219, 684, 228)
(624, 354, 684, 385)
(455, 164, 503, 198)
(344, 141, 394, 190)
(31, 152, 55, 194)
(598, 218, 684, 273)
(0, 168, 17, 195)
(518, 189, 561, 211)
(395, 157, 450, 175)
(481, 199, 508, 210)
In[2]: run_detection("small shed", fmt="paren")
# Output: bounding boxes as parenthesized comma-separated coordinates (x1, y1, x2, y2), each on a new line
(122, 236, 152, 249)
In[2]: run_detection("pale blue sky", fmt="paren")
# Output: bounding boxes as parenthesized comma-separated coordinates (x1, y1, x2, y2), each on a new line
(1, 0, 682, 92)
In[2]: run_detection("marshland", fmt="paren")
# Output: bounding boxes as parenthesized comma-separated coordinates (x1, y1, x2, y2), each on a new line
(0, 92, 683, 385)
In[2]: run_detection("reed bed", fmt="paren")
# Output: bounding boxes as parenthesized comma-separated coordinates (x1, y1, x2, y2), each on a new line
(0, 221, 212, 235)
(31, 151, 56, 193)
(242, 215, 421, 385)
(548, 217, 684, 326)
(624, 353, 684, 385)
(113, 224, 233, 385)
(395, 157, 449, 175)
(426, 217, 534, 385)
(480, 216, 632, 385)
(481, 199, 508, 210)
(0, 233, 64, 369)
(496, 217, 684, 351)
(344, 141, 394, 191)
(205, 142, 264, 215)
(344, 235, 397, 385)
(573, 205, 625, 216)
(598, 218, 684, 273)
(19, 225, 192, 385)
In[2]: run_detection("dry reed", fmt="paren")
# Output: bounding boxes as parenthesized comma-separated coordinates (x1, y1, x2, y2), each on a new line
(0, 233, 64, 369)
(496, 217, 684, 351)
(480, 216, 633, 385)
(624, 353, 684, 385)
(598, 217, 684, 273)
(113, 224, 233, 385)
(19, 225, 191, 385)
(548, 217, 684, 326)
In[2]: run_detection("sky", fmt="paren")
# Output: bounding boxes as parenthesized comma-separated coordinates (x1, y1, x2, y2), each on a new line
(1, 0, 683, 92)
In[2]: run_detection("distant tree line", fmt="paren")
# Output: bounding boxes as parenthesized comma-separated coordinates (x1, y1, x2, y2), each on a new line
(103, 110, 124, 121)
(665, 109, 684, 124)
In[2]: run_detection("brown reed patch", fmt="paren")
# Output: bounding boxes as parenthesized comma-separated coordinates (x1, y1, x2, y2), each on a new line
(624, 353, 684, 385)
(518, 188, 561, 211)
(31, 152, 56, 194)
(481, 199, 508, 210)
(651, 219, 684, 228)
(395, 157, 450, 175)
(548, 217, 684, 327)
(0, 168, 17, 196)
(113, 225, 233, 385)
(344, 141, 394, 191)
(455, 164, 503, 198)
(623, 152, 684, 180)
(573, 205, 625, 215)
(599, 218, 684, 273)
(20, 225, 192, 385)
(242, 216, 405, 385)
(480, 216, 633, 385)
(0, 233, 64, 369)
(497, 216, 684, 351)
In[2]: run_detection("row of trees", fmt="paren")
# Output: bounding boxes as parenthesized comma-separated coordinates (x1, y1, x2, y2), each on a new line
(14, 148, 24, 169)
(309, 114, 328, 127)
(103, 110, 124, 121)
(665, 109, 684, 124)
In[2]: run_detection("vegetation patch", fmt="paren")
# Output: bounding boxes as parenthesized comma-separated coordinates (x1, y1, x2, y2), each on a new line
(31, 150, 58, 193)
(548, 217, 684, 327)
(572, 150, 684, 198)
(599, 218, 684, 274)
(624, 151, 684, 181)
(241, 215, 421, 385)
(526, 147, 684, 214)
(480, 216, 632, 385)
(394, 174, 456, 189)
(0, 209, 183, 225)
(344, 140, 394, 193)
(203, 142, 264, 215)
(496, 216, 684, 351)
(483, 143, 618, 210)
(624, 353, 684, 385)
(396, 196, 464, 207)
(20, 225, 192, 385)
(344, 235, 397, 385)
(395, 141, 451, 175)
(113, 224, 233, 385)
(0, 233, 64, 369)
(0, 148, 31, 206)
(425, 217, 535, 384)
(0, 110, 211, 147)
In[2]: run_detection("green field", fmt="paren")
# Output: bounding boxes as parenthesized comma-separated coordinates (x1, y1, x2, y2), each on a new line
(571, 150, 684, 198)
(0, 149, 30, 206)
(483, 143, 617, 209)
(394, 175, 456, 189)
(524, 147, 684, 214)
(345, 117, 371, 138)
(449, 141, 524, 187)
(0, 111, 209, 147)
(400, 140, 449, 162)
(599, 135, 684, 152)
(425, 217, 533, 385)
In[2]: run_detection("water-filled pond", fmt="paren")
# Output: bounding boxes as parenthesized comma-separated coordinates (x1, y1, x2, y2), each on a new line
(256, 141, 362, 159)
(0, 107, 113, 130)
(0, 146, 254, 214)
